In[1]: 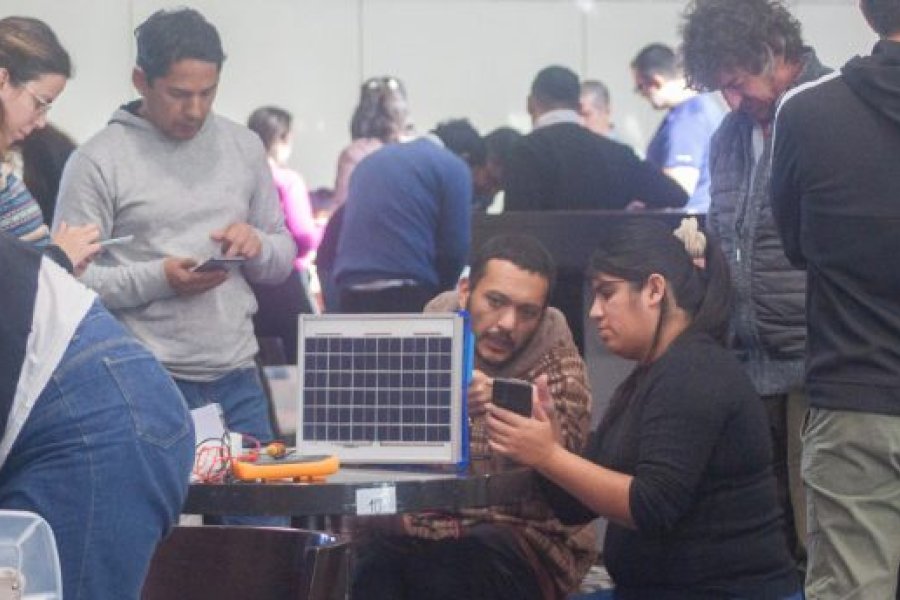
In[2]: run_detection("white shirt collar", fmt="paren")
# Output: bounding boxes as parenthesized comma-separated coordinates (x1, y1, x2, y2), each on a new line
(534, 109, 583, 130)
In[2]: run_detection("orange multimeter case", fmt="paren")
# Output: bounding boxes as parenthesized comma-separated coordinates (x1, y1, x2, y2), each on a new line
(231, 453, 340, 482)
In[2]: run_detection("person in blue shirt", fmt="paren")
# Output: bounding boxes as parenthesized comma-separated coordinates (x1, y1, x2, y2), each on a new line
(333, 119, 483, 313)
(632, 43, 724, 212)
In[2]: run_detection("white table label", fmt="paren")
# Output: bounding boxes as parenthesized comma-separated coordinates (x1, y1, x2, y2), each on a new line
(356, 485, 397, 515)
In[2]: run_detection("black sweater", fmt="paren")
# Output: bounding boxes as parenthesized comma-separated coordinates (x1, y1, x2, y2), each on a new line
(544, 333, 798, 599)
(772, 40, 900, 416)
(504, 122, 688, 211)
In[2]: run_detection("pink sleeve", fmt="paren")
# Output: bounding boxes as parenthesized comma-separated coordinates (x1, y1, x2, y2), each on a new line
(272, 166, 322, 257)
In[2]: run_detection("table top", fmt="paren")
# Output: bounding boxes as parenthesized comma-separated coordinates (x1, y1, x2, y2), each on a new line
(185, 466, 537, 517)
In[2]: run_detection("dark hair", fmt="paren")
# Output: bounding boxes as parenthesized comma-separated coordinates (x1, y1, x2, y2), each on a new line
(681, 0, 804, 91)
(135, 8, 225, 83)
(589, 218, 731, 353)
(469, 234, 556, 303)
(432, 119, 486, 167)
(862, 0, 900, 36)
(631, 43, 679, 80)
(531, 65, 581, 111)
(350, 76, 409, 142)
(0, 17, 71, 84)
(0, 17, 71, 144)
(484, 127, 521, 172)
(19, 123, 77, 222)
(580, 80, 610, 110)
(247, 106, 291, 153)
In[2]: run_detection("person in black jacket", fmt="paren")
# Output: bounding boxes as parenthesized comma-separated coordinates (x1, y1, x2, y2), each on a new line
(487, 218, 801, 599)
(503, 65, 688, 212)
(771, 1, 900, 597)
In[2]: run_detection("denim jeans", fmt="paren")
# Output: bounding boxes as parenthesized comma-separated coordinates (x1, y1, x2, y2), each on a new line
(175, 367, 275, 445)
(0, 300, 194, 600)
(176, 368, 288, 527)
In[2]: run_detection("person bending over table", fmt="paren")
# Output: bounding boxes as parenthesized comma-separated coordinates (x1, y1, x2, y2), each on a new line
(0, 229, 194, 600)
(0, 19, 192, 600)
(488, 218, 802, 599)
(352, 234, 596, 600)
(0, 17, 100, 274)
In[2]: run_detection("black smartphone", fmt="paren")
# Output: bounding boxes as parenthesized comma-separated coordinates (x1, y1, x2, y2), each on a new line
(191, 257, 246, 273)
(492, 377, 533, 417)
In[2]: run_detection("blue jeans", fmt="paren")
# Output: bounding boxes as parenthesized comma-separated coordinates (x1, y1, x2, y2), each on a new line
(0, 301, 194, 600)
(176, 368, 288, 527)
(175, 367, 275, 444)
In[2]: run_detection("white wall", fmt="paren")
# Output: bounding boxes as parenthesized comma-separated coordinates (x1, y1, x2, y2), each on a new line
(1, 0, 877, 188)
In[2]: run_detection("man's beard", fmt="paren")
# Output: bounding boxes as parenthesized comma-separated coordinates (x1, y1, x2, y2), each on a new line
(466, 296, 539, 369)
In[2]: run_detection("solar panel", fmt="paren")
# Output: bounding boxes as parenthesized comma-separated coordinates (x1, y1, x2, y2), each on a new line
(296, 313, 471, 466)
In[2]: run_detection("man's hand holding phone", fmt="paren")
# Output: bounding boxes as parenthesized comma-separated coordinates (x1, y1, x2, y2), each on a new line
(468, 370, 494, 418)
(164, 257, 229, 296)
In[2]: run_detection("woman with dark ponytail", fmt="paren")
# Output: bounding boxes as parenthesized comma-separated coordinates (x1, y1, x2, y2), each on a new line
(488, 218, 801, 599)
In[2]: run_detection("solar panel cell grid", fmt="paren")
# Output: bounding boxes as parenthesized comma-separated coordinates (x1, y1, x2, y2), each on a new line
(301, 334, 456, 444)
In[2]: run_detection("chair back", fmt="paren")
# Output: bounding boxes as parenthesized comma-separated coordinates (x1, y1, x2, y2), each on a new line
(141, 526, 349, 600)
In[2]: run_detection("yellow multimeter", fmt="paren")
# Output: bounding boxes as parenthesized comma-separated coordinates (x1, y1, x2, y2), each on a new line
(231, 453, 340, 482)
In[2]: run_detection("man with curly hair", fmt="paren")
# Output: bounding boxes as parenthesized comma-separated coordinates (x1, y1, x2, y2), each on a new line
(680, 0, 831, 570)
(771, 1, 900, 597)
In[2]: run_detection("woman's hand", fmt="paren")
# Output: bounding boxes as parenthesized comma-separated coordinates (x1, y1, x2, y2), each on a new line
(52, 222, 101, 276)
(487, 375, 561, 469)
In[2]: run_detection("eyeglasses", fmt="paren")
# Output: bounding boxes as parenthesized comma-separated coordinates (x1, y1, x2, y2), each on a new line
(363, 77, 402, 92)
(22, 86, 53, 115)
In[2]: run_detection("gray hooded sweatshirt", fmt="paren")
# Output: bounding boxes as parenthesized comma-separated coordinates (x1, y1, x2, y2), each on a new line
(54, 104, 296, 380)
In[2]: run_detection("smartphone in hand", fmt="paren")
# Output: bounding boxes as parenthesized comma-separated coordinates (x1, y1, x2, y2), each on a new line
(99, 234, 134, 248)
(191, 257, 246, 273)
(492, 377, 533, 417)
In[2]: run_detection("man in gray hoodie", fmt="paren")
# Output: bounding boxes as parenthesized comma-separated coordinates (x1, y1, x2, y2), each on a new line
(54, 9, 295, 465)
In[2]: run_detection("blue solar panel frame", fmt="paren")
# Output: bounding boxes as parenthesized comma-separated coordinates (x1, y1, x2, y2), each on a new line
(297, 313, 469, 465)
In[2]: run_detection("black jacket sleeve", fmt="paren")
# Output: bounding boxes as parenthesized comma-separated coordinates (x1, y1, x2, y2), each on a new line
(624, 149, 689, 209)
(538, 431, 601, 526)
(771, 101, 807, 269)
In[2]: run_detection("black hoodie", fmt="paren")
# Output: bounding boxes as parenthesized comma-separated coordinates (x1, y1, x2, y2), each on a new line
(771, 40, 900, 416)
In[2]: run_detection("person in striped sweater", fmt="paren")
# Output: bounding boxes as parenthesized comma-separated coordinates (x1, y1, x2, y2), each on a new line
(0, 17, 99, 273)
(0, 17, 195, 599)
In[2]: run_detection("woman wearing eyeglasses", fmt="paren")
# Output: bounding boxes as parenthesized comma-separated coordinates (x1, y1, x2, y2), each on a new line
(332, 75, 410, 206)
(488, 218, 802, 599)
(0, 16, 99, 274)
(0, 16, 194, 600)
